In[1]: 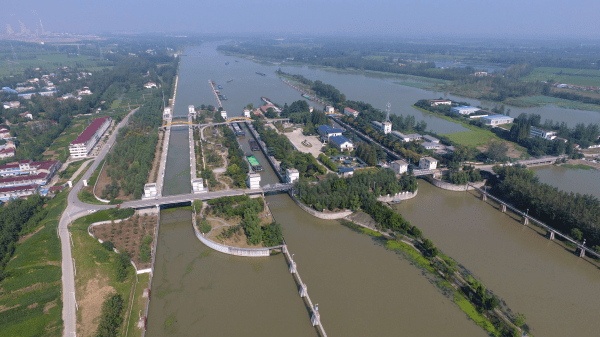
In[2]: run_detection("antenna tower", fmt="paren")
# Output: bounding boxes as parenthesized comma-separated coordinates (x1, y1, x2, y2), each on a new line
(386, 102, 391, 122)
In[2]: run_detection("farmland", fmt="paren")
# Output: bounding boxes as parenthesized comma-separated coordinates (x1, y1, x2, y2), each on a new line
(0, 53, 112, 78)
(521, 67, 600, 87)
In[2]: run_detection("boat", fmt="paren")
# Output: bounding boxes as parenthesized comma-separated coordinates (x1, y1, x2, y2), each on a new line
(248, 139, 260, 151)
(246, 154, 263, 172)
(235, 60, 239, 62)
(261, 97, 271, 103)
(218, 85, 223, 89)
(256, 72, 266, 76)
(225, 62, 230, 65)
(302, 94, 311, 99)
(226, 79, 234, 83)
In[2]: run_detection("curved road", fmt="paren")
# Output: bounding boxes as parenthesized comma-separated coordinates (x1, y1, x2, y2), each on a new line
(60, 108, 137, 337)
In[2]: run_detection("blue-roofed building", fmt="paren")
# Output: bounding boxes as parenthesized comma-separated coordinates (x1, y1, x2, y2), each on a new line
(329, 135, 354, 151)
(2, 87, 18, 95)
(338, 167, 354, 177)
(481, 115, 514, 126)
(317, 125, 343, 141)
(450, 106, 480, 115)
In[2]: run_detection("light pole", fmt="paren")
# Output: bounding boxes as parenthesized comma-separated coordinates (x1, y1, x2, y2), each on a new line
(526, 208, 529, 217)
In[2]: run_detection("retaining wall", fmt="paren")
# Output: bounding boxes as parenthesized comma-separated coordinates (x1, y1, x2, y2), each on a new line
(377, 189, 418, 202)
(425, 176, 485, 192)
(290, 194, 353, 220)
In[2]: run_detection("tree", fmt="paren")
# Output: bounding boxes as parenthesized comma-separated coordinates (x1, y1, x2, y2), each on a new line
(200, 220, 212, 234)
(486, 141, 508, 162)
(264, 107, 277, 118)
(422, 238, 438, 257)
(571, 228, 583, 241)
(241, 208, 262, 245)
(96, 293, 124, 337)
(514, 313, 526, 327)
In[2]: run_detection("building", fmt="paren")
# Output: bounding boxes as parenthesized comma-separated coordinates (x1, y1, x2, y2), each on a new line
(68, 117, 112, 158)
(406, 134, 423, 142)
(0, 184, 39, 201)
(0, 127, 11, 139)
(392, 131, 422, 142)
(77, 87, 92, 96)
(243, 109, 251, 118)
(419, 157, 438, 170)
(429, 99, 452, 106)
(530, 126, 557, 140)
(343, 107, 359, 118)
(481, 115, 514, 126)
(329, 135, 354, 151)
(220, 110, 228, 120)
(450, 106, 480, 115)
(286, 168, 300, 184)
(246, 173, 261, 189)
(338, 167, 354, 177)
(192, 178, 207, 193)
(144, 81, 157, 89)
(142, 183, 158, 199)
(371, 121, 392, 134)
(390, 160, 409, 174)
(188, 105, 196, 118)
(20, 112, 33, 120)
(422, 142, 444, 150)
(0, 148, 15, 159)
(423, 135, 439, 143)
(2, 101, 20, 109)
(0, 160, 60, 178)
(324, 106, 335, 114)
(317, 125, 343, 141)
(163, 107, 172, 120)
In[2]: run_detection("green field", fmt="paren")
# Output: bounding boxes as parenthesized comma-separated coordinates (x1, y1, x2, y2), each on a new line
(522, 67, 600, 87)
(0, 53, 112, 78)
(509, 95, 600, 112)
(0, 192, 68, 337)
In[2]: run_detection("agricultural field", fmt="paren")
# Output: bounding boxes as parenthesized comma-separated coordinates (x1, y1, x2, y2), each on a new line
(0, 53, 112, 78)
(508, 95, 600, 112)
(521, 67, 600, 87)
(0, 192, 68, 337)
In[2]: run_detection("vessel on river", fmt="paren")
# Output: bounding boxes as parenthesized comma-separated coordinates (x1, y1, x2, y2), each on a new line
(246, 154, 263, 171)
(248, 139, 260, 151)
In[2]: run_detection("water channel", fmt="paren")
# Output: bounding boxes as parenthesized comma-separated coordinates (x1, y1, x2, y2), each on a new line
(532, 165, 600, 199)
(147, 42, 600, 336)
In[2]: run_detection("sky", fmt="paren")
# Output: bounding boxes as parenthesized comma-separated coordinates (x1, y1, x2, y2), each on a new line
(2, 0, 600, 39)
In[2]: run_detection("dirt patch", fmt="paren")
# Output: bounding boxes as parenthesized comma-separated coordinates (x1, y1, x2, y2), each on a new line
(347, 212, 378, 230)
(44, 300, 57, 314)
(95, 164, 133, 201)
(28, 303, 38, 309)
(92, 213, 157, 270)
(79, 278, 115, 337)
(476, 139, 524, 159)
(18, 225, 45, 243)
(566, 158, 600, 170)
(0, 304, 20, 313)
(12, 283, 42, 295)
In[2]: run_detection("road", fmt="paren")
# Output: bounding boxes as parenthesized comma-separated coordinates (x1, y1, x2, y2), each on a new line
(59, 108, 137, 337)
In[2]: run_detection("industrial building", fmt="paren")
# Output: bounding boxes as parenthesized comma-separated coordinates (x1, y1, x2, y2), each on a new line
(481, 115, 514, 126)
(450, 106, 480, 115)
(530, 126, 557, 140)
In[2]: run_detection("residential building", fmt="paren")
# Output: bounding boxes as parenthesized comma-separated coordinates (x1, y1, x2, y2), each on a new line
(481, 115, 514, 126)
(338, 167, 354, 177)
(450, 106, 480, 115)
(530, 126, 557, 140)
(247, 173, 261, 189)
(343, 107, 359, 118)
(324, 106, 335, 114)
(144, 81, 157, 89)
(317, 125, 343, 141)
(77, 87, 92, 96)
(391, 131, 422, 142)
(286, 168, 300, 184)
(371, 121, 392, 134)
(429, 99, 452, 106)
(329, 135, 354, 151)
(68, 117, 112, 158)
(406, 134, 423, 141)
(419, 157, 438, 170)
(0, 148, 15, 159)
(390, 160, 409, 174)
(2, 101, 20, 109)
(423, 135, 440, 143)
(243, 109, 251, 118)
(20, 112, 33, 120)
(422, 142, 444, 150)
(0, 184, 39, 201)
(0, 127, 11, 139)
(163, 107, 172, 120)
(0, 160, 60, 178)
(220, 110, 228, 120)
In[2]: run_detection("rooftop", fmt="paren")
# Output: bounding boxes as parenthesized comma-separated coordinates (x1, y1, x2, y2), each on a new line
(317, 125, 343, 134)
(344, 107, 358, 113)
(329, 135, 353, 146)
(71, 117, 110, 145)
(0, 184, 39, 193)
(482, 114, 513, 119)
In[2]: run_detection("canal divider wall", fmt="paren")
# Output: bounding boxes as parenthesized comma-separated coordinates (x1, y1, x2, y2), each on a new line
(141, 206, 161, 337)
(425, 176, 485, 192)
(290, 193, 352, 220)
(188, 115, 197, 181)
(377, 189, 418, 202)
(245, 121, 285, 182)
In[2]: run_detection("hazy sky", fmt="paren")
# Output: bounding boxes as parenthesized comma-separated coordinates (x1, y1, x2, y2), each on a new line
(3, 0, 600, 39)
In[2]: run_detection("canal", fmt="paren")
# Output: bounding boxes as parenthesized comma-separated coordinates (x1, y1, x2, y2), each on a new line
(147, 42, 600, 337)
(532, 165, 600, 199)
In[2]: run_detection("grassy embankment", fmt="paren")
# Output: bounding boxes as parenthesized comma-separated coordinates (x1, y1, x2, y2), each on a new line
(0, 192, 68, 337)
(70, 208, 143, 337)
(561, 163, 596, 170)
(506, 95, 600, 112)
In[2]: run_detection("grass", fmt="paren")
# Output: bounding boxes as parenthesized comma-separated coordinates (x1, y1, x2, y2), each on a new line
(521, 67, 600, 88)
(0, 53, 112, 78)
(453, 292, 500, 336)
(0, 191, 68, 337)
(123, 273, 149, 337)
(78, 190, 107, 205)
(385, 240, 435, 273)
(87, 159, 105, 186)
(561, 163, 596, 170)
(59, 159, 87, 181)
(509, 95, 600, 112)
(71, 209, 138, 337)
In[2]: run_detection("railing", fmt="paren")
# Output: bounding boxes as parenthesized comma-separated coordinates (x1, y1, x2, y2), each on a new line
(471, 184, 600, 260)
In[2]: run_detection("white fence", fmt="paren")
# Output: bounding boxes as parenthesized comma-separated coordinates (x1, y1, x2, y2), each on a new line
(192, 221, 278, 257)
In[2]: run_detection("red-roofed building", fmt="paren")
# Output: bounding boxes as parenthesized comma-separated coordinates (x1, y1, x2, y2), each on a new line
(0, 127, 11, 139)
(69, 117, 111, 158)
(0, 184, 39, 201)
(0, 148, 15, 159)
(343, 107, 359, 118)
(260, 104, 276, 113)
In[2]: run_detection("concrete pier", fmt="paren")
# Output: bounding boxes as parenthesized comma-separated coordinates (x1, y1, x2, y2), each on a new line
(208, 80, 223, 108)
(547, 231, 555, 240)
(501, 204, 506, 213)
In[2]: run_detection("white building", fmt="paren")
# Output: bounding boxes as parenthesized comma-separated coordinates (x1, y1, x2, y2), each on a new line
(324, 106, 335, 114)
(530, 126, 557, 140)
(0, 148, 15, 159)
(188, 105, 196, 118)
(390, 160, 409, 174)
(68, 117, 111, 158)
(77, 87, 92, 96)
(422, 142, 444, 150)
(371, 121, 392, 134)
(247, 173, 261, 189)
(429, 99, 452, 106)
(163, 107, 172, 120)
(286, 168, 300, 184)
(423, 135, 439, 143)
(192, 178, 207, 193)
(343, 107, 359, 118)
(329, 136, 354, 151)
(0, 184, 39, 201)
(220, 110, 228, 120)
(243, 109, 251, 118)
(450, 106, 480, 115)
(144, 81, 157, 89)
(392, 131, 422, 142)
(419, 157, 438, 170)
(481, 115, 514, 126)
(142, 183, 158, 199)
(0, 127, 11, 139)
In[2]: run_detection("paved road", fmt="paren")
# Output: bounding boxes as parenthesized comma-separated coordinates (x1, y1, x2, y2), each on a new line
(60, 108, 137, 337)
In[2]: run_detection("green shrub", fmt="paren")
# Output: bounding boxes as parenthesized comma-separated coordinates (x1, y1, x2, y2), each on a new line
(96, 293, 124, 337)
(113, 252, 130, 282)
(200, 220, 212, 234)
(101, 241, 114, 252)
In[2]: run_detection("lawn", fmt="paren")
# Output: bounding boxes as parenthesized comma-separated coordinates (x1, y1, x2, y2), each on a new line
(0, 192, 68, 337)
(522, 67, 600, 87)
(509, 95, 600, 112)
(445, 129, 500, 147)
(0, 53, 112, 78)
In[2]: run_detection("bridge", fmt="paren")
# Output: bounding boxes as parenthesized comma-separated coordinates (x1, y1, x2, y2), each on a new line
(161, 117, 290, 130)
(471, 184, 600, 260)
(412, 169, 436, 176)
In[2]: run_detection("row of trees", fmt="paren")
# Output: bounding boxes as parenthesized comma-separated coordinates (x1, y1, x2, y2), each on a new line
(222, 126, 250, 188)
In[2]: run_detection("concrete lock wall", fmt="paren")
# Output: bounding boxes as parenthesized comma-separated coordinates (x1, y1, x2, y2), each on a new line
(290, 194, 353, 220)
(377, 189, 418, 202)
(192, 221, 272, 257)
(426, 176, 485, 192)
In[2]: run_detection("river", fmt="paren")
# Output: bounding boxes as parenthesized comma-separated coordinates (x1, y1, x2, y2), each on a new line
(532, 165, 600, 199)
(147, 42, 600, 337)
